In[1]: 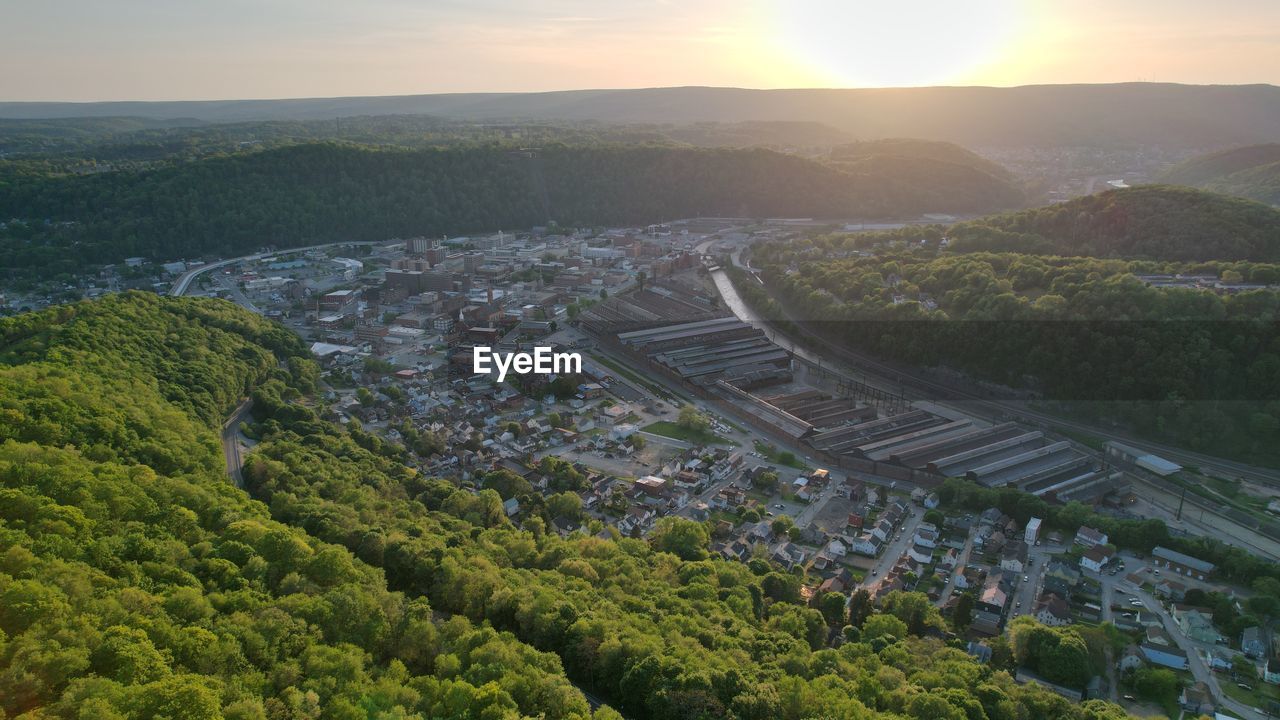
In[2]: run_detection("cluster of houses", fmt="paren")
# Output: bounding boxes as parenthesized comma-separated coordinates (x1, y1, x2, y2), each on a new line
(710, 469, 839, 571)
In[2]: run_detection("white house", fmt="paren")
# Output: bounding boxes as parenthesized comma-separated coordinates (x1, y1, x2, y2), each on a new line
(908, 545, 933, 564)
(853, 533, 882, 557)
(825, 537, 849, 558)
(1080, 546, 1114, 573)
(914, 525, 939, 547)
(1034, 593, 1072, 627)
(1074, 526, 1108, 548)
(870, 519, 894, 543)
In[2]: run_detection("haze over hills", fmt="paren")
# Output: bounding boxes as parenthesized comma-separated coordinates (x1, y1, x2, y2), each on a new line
(1159, 143, 1280, 206)
(4, 83, 1280, 149)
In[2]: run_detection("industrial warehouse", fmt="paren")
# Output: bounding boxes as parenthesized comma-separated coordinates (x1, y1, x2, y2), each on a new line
(583, 286, 1130, 504)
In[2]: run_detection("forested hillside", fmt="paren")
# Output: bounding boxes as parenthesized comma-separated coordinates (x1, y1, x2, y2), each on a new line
(0, 293, 597, 719)
(829, 139, 1015, 182)
(944, 185, 1280, 261)
(748, 242, 1280, 464)
(0, 142, 1023, 279)
(0, 292, 1142, 719)
(1159, 144, 1280, 206)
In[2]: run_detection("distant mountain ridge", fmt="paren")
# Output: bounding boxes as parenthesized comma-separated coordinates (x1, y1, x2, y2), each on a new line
(1159, 143, 1280, 206)
(4, 83, 1280, 148)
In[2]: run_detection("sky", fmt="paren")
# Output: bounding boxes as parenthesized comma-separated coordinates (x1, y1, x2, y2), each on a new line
(3, 0, 1280, 101)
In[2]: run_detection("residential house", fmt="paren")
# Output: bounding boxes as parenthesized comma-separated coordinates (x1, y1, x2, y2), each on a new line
(748, 520, 774, 545)
(1140, 644, 1189, 670)
(914, 527, 939, 549)
(1080, 546, 1115, 573)
(502, 497, 520, 518)
(1178, 682, 1214, 717)
(552, 516, 581, 537)
(1242, 626, 1269, 659)
(870, 519, 894, 543)
(1001, 542, 1029, 573)
(842, 478, 866, 502)
(1154, 579, 1187, 602)
(768, 540, 808, 568)
(1074, 526, 1108, 548)
(618, 506, 655, 536)
(825, 537, 849, 559)
(908, 544, 933, 565)
(970, 610, 1003, 636)
(1118, 645, 1145, 672)
(1206, 650, 1233, 672)
(1035, 593, 1072, 626)
(1265, 657, 1280, 685)
(941, 548, 960, 570)
(978, 577, 1009, 615)
(852, 533, 883, 557)
(1146, 626, 1174, 647)
(1173, 606, 1221, 643)
(966, 641, 993, 664)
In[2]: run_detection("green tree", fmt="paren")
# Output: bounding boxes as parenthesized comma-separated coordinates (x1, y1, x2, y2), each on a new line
(651, 517, 710, 560)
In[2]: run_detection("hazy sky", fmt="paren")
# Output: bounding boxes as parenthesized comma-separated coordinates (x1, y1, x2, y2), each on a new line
(4, 0, 1280, 101)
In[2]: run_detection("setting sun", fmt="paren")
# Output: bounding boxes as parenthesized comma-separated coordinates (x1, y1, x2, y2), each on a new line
(765, 0, 1028, 87)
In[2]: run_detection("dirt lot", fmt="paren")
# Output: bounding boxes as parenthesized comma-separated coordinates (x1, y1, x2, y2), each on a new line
(809, 495, 857, 535)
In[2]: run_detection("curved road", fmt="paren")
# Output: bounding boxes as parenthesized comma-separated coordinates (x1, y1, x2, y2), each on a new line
(169, 240, 384, 297)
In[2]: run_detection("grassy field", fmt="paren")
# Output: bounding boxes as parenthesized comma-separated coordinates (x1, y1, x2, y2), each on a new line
(1220, 673, 1280, 711)
(753, 440, 807, 469)
(643, 421, 729, 446)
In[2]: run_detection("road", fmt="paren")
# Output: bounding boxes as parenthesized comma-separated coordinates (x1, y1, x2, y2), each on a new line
(168, 240, 385, 297)
(859, 511, 926, 586)
(1121, 579, 1267, 719)
(222, 399, 253, 488)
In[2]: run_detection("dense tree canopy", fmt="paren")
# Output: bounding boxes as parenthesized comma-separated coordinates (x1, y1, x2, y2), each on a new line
(0, 142, 1023, 279)
(1, 293, 1145, 719)
(749, 243, 1280, 463)
(943, 185, 1280, 261)
(0, 294, 594, 719)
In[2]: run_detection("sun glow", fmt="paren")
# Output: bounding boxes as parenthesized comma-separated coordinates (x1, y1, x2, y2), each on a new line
(764, 0, 1032, 87)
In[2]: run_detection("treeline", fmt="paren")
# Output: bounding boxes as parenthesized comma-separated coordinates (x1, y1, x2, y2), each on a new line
(750, 247, 1280, 464)
(0, 142, 1024, 279)
(945, 185, 1280, 261)
(0, 293, 599, 719)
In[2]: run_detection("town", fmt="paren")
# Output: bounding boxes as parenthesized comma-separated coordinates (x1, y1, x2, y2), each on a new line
(85, 217, 1270, 719)
(6, 215, 1280, 719)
